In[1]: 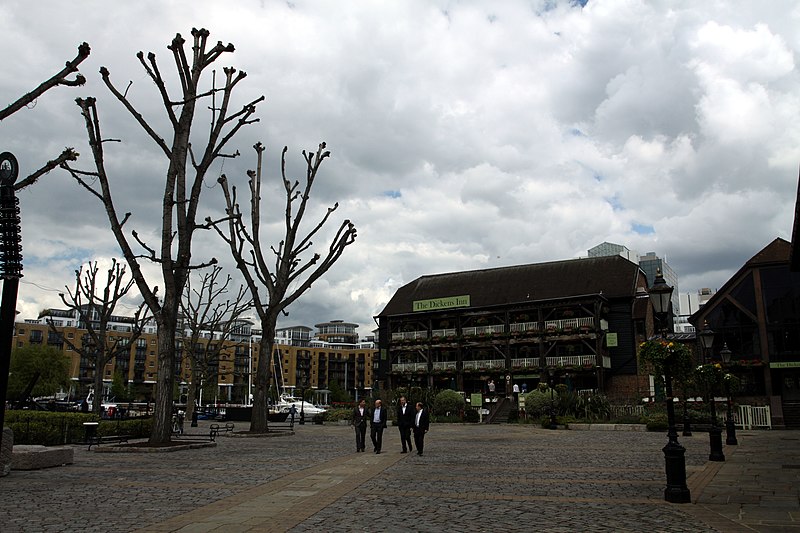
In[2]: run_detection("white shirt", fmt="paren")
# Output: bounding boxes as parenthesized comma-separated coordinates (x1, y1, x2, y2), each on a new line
(415, 410, 422, 426)
(373, 407, 382, 423)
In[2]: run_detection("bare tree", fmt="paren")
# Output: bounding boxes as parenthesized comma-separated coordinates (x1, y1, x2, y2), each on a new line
(44, 260, 150, 415)
(180, 265, 252, 422)
(62, 28, 263, 443)
(210, 142, 357, 433)
(1, 42, 90, 190)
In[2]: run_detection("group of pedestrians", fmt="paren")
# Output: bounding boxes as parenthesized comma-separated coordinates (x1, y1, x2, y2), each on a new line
(351, 396, 429, 456)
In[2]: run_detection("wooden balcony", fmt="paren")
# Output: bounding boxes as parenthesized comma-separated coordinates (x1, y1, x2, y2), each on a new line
(391, 362, 428, 373)
(391, 330, 428, 341)
(462, 359, 505, 371)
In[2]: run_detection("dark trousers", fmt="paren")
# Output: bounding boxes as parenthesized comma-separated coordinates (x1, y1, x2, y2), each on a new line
(413, 427, 426, 454)
(354, 424, 366, 451)
(370, 425, 384, 452)
(399, 425, 412, 451)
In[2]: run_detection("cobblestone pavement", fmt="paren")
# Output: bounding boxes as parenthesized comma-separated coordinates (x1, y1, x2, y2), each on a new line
(0, 421, 796, 532)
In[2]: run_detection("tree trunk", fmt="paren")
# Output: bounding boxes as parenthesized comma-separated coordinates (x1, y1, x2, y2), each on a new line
(250, 338, 273, 433)
(92, 364, 105, 415)
(150, 316, 177, 443)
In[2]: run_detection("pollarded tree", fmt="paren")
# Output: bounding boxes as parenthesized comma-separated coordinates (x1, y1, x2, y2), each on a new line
(210, 142, 357, 433)
(180, 265, 252, 421)
(44, 259, 149, 415)
(62, 28, 263, 443)
(1, 42, 90, 190)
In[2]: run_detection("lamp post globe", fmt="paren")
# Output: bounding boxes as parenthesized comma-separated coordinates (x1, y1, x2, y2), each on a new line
(698, 321, 714, 365)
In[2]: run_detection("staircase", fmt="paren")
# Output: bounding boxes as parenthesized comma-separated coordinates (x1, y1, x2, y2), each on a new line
(783, 401, 800, 429)
(484, 397, 514, 424)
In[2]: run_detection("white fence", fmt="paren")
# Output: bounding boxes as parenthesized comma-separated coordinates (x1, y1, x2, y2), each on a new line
(735, 405, 772, 429)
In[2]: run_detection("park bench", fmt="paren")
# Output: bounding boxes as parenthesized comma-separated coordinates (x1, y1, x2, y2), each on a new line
(87, 434, 131, 451)
(209, 422, 235, 440)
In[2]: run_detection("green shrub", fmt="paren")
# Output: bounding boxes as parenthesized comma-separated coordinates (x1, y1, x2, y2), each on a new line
(431, 414, 461, 423)
(97, 417, 152, 438)
(524, 388, 558, 419)
(574, 394, 611, 421)
(433, 389, 465, 416)
(6, 411, 99, 445)
(463, 408, 480, 423)
(5, 411, 153, 444)
(323, 408, 353, 423)
(645, 414, 669, 431)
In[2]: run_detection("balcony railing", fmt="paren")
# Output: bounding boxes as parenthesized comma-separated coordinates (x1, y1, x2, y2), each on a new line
(391, 362, 429, 372)
(393, 355, 610, 373)
(393, 318, 607, 344)
(391, 330, 428, 341)
(462, 325, 505, 336)
(543, 317, 595, 330)
(462, 359, 505, 370)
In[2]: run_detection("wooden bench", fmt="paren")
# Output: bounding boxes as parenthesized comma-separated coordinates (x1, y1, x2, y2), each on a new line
(87, 434, 131, 451)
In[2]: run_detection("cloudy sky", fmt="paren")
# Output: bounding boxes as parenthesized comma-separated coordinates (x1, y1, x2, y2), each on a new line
(1, 0, 799, 336)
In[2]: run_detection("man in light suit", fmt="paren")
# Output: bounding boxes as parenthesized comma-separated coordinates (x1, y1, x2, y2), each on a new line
(413, 402, 430, 456)
(370, 399, 388, 454)
(396, 396, 414, 453)
(352, 399, 368, 452)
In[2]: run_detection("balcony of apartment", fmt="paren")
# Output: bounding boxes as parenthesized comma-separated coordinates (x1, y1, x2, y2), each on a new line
(390, 362, 428, 374)
(510, 354, 611, 370)
(391, 330, 429, 343)
(390, 354, 610, 375)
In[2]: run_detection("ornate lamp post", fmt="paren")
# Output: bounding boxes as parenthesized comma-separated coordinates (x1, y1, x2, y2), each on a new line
(697, 320, 724, 461)
(0, 152, 22, 453)
(698, 321, 714, 365)
(720, 344, 738, 446)
(648, 270, 690, 504)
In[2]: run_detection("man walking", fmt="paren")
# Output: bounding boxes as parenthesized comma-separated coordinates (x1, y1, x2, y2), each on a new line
(352, 399, 368, 452)
(413, 402, 430, 456)
(370, 399, 388, 454)
(396, 396, 414, 453)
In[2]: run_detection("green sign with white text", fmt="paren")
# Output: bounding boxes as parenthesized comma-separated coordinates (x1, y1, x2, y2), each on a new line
(606, 333, 618, 347)
(413, 295, 470, 312)
(770, 361, 800, 369)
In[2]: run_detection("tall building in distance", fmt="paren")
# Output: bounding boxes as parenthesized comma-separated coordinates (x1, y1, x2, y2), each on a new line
(588, 243, 679, 315)
(587, 242, 639, 264)
(638, 251, 679, 315)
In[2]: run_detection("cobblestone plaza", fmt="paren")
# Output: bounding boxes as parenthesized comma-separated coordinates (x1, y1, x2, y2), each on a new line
(1, 422, 797, 532)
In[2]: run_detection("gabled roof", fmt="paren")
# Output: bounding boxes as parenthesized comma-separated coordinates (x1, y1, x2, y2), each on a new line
(378, 255, 642, 317)
(689, 237, 790, 324)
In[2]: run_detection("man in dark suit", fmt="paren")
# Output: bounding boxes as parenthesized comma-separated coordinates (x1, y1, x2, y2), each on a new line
(370, 399, 388, 454)
(413, 401, 430, 456)
(396, 396, 414, 453)
(352, 399, 368, 452)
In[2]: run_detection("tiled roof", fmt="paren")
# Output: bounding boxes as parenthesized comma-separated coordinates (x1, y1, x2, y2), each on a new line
(746, 237, 790, 266)
(378, 255, 642, 317)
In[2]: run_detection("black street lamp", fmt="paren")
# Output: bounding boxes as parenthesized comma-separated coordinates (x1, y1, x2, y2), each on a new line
(648, 270, 690, 504)
(547, 367, 557, 430)
(720, 344, 738, 446)
(698, 321, 714, 365)
(698, 320, 723, 461)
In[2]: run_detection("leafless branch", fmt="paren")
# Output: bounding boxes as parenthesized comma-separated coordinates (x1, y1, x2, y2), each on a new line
(1, 42, 90, 121)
